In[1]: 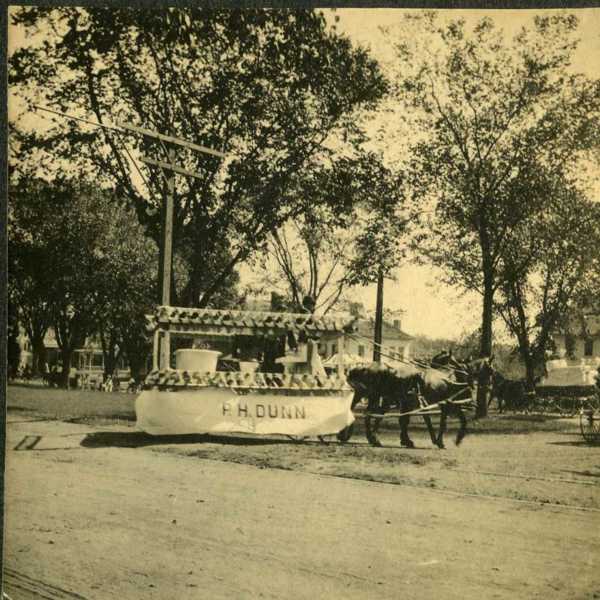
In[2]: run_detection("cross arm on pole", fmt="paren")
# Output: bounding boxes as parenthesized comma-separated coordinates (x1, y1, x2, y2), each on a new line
(140, 156, 206, 180)
(117, 121, 227, 158)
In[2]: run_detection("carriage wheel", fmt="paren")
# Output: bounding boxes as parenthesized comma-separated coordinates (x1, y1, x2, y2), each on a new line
(579, 409, 600, 444)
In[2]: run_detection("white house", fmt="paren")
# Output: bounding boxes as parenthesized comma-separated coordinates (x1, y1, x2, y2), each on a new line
(319, 318, 413, 362)
(17, 326, 129, 376)
(542, 313, 600, 386)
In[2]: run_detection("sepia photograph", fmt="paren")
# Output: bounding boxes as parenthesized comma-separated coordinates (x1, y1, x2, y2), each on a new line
(5, 4, 600, 598)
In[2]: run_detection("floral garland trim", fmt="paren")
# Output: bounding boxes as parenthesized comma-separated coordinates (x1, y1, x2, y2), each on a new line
(144, 369, 350, 391)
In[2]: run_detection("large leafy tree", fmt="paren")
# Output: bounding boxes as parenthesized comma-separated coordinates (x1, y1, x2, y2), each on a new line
(9, 179, 104, 383)
(9, 7, 387, 307)
(9, 178, 158, 385)
(494, 186, 600, 391)
(86, 201, 159, 379)
(9, 181, 64, 375)
(385, 13, 600, 414)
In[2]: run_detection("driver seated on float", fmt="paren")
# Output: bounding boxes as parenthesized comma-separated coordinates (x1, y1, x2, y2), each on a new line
(275, 295, 326, 378)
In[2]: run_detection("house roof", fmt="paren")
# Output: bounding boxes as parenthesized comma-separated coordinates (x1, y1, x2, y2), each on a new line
(149, 305, 358, 337)
(355, 319, 413, 342)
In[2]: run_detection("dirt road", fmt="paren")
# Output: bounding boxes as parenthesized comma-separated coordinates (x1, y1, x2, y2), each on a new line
(4, 416, 600, 599)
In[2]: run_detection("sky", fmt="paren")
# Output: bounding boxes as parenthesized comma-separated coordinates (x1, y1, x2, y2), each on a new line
(8, 7, 600, 340)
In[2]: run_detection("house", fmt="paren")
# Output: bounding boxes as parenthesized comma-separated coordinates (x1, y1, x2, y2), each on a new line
(319, 318, 413, 362)
(17, 326, 131, 377)
(542, 313, 600, 386)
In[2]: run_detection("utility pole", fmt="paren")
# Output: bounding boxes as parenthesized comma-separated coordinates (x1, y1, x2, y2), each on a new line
(158, 148, 176, 369)
(118, 122, 227, 371)
(373, 267, 384, 363)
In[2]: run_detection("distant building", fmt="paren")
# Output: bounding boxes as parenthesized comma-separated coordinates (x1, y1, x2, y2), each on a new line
(244, 295, 414, 362)
(320, 318, 413, 362)
(542, 313, 600, 386)
(17, 326, 129, 376)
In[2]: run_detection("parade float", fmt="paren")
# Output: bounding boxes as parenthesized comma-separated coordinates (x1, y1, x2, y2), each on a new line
(136, 305, 357, 437)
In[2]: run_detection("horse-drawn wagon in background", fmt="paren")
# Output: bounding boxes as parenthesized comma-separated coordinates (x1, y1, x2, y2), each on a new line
(577, 366, 600, 444)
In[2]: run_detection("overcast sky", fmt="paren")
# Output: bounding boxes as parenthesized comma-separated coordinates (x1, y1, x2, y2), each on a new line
(8, 8, 600, 340)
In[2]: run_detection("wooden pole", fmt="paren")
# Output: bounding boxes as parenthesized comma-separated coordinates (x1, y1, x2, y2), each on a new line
(337, 333, 345, 377)
(152, 329, 159, 371)
(373, 267, 384, 363)
(160, 149, 175, 370)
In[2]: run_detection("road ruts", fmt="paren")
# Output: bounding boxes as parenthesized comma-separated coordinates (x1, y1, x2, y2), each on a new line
(3, 567, 88, 600)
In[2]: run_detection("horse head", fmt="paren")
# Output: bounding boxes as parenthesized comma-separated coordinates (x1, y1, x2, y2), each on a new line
(431, 350, 465, 373)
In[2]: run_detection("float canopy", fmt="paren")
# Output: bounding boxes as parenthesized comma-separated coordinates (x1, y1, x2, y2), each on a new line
(148, 306, 357, 338)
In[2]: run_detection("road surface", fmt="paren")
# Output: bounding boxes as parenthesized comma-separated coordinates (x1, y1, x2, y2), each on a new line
(3, 417, 599, 599)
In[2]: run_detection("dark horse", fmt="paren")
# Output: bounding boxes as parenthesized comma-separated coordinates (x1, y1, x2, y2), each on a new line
(337, 362, 438, 448)
(338, 353, 494, 448)
(488, 370, 541, 412)
(423, 352, 493, 447)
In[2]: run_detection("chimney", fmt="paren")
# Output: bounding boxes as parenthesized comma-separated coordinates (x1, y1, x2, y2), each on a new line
(394, 319, 402, 331)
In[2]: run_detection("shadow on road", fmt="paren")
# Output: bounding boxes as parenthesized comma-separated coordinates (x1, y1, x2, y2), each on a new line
(561, 469, 600, 479)
(80, 431, 318, 449)
(546, 440, 595, 447)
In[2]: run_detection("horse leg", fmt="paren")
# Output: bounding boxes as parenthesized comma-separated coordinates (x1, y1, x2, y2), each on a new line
(435, 405, 447, 449)
(399, 414, 414, 448)
(336, 423, 354, 443)
(365, 396, 383, 447)
(422, 415, 437, 446)
(455, 408, 467, 446)
(365, 415, 382, 447)
(337, 390, 361, 443)
(372, 412, 383, 447)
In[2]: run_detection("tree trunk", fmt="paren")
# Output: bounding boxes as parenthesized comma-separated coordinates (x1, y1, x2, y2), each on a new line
(104, 350, 117, 378)
(31, 335, 48, 376)
(60, 349, 72, 389)
(127, 352, 146, 383)
(101, 330, 119, 378)
(523, 354, 537, 394)
(476, 269, 494, 418)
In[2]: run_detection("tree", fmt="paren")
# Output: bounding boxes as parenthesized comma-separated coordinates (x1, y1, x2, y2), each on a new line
(259, 216, 355, 314)
(495, 187, 600, 391)
(7, 299, 22, 378)
(9, 180, 62, 375)
(9, 7, 387, 308)
(253, 155, 383, 313)
(87, 200, 159, 379)
(386, 13, 600, 415)
(9, 177, 159, 386)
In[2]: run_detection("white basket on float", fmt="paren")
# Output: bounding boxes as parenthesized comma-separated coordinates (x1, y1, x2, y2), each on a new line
(175, 349, 222, 372)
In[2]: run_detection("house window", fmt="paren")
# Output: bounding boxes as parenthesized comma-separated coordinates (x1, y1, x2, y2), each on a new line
(584, 338, 594, 357)
(331, 343, 338, 355)
(397, 346, 404, 358)
(358, 345, 364, 357)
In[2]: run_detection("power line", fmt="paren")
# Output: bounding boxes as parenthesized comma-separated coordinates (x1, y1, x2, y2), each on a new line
(34, 104, 124, 134)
